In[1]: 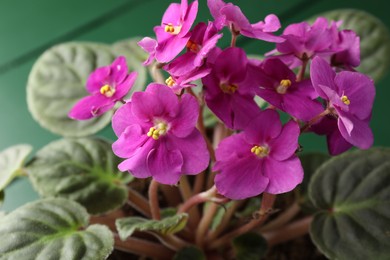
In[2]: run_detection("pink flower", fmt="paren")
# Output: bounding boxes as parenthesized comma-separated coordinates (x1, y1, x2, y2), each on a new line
(202, 47, 259, 129)
(254, 58, 324, 121)
(310, 56, 375, 150)
(153, 0, 198, 63)
(112, 83, 209, 185)
(68, 56, 137, 120)
(214, 110, 303, 199)
(207, 0, 283, 42)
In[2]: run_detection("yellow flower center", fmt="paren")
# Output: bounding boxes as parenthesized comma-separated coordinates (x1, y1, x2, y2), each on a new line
(220, 83, 238, 94)
(147, 122, 168, 140)
(100, 84, 115, 97)
(165, 76, 176, 87)
(341, 95, 351, 105)
(251, 145, 269, 158)
(186, 40, 199, 52)
(164, 23, 182, 35)
(276, 79, 292, 94)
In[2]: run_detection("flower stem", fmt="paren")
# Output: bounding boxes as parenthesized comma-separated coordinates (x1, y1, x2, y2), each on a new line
(230, 24, 239, 47)
(196, 202, 219, 248)
(148, 179, 161, 220)
(296, 59, 308, 82)
(177, 186, 219, 214)
(300, 108, 331, 133)
(149, 62, 165, 84)
(127, 187, 152, 218)
(114, 233, 174, 259)
(179, 175, 201, 227)
(259, 202, 300, 232)
(262, 216, 313, 246)
(208, 193, 276, 250)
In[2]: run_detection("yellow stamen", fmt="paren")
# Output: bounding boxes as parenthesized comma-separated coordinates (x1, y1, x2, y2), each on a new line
(147, 123, 168, 140)
(164, 24, 181, 35)
(186, 40, 199, 52)
(251, 145, 269, 158)
(220, 83, 238, 94)
(100, 84, 115, 97)
(165, 76, 176, 87)
(341, 95, 351, 105)
(276, 79, 292, 94)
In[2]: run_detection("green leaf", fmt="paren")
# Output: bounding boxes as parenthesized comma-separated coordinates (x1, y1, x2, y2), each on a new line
(173, 246, 206, 260)
(0, 198, 113, 260)
(27, 42, 117, 137)
(298, 153, 330, 212)
(308, 148, 390, 260)
(313, 9, 390, 81)
(232, 233, 268, 260)
(116, 213, 188, 240)
(111, 38, 148, 95)
(27, 137, 129, 215)
(211, 201, 235, 231)
(0, 144, 33, 191)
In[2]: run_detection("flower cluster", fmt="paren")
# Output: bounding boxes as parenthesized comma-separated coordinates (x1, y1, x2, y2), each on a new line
(69, 0, 375, 200)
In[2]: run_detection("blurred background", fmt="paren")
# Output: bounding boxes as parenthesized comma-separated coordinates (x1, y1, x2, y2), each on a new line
(1, 0, 389, 211)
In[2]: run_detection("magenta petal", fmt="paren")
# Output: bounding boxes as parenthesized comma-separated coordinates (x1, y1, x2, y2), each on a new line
(112, 102, 149, 137)
(138, 37, 157, 66)
(215, 157, 269, 200)
(118, 139, 155, 179)
(162, 3, 181, 25)
(113, 71, 137, 100)
(147, 142, 183, 185)
(338, 112, 373, 149)
(155, 32, 190, 63)
(167, 130, 209, 174)
(68, 95, 113, 120)
(170, 94, 198, 138)
(207, 0, 226, 21)
(86, 66, 111, 93)
(282, 94, 325, 122)
(244, 109, 282, 144)
(252, 14, 281, 32)
(215, 47, 247, 83)
(110, 56, 128, 84)
(112, 125, 147, 158)
(310, 56, 337, 98)
(220, 4, 252, 31)
(334, 71, 375, 120)
(179, 0, 198, 37)
(327, 127, 353, 155)
(263, 157, 303, 194)
(215, 133, 252, 160)
(269, 121, 300, 161)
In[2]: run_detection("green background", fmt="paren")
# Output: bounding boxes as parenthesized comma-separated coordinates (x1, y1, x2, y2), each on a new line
(1, 0, 389, 211)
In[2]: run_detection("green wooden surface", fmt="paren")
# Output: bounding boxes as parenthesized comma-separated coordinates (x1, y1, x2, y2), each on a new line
(1, 0, 389, 212)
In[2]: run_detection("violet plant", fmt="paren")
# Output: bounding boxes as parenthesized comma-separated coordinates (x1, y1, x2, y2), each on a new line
(1, 1, 390, 259)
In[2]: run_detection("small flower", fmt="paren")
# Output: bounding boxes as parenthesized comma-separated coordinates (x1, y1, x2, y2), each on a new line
(214, 110, 303, 199)
(254, 58, 324, 121)
(153, 0, 199, 63)
(207, 0, 283, 42)
(68, 56, 137, 120)
(112, 83, 209, 185)
(330, 30, 360, 68)
(310, 56, 375, 150)
(138, 37, 158, 66)
(202, 47, 259, 129)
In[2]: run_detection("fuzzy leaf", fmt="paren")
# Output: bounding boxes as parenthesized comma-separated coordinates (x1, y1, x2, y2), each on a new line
(0, 144, 33, 191)
(27, 137, 130, 215)
(173, 246, 206, 260)
(116, 213, 188, 240)
(298, 153, 330, 212)
(309, 148, 390, 259)
(314, 9, 390, 81)
(0, 198, 113, 260)
(232, 233, 268, 260)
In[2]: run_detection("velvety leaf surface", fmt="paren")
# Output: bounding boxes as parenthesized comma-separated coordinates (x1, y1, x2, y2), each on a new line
(0, 198, 113, 260)
(116, 213, 188, 240)
(27, 42, 115, 137)
(298, 153, 330, 212)
(27, 137, 130, 215)
(173, 246, 206, 260)
(315, 9, 390, 81)
(232, 233, 268, 260)
(0, 144, 33, 191)
(309, 148, 390, 259)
